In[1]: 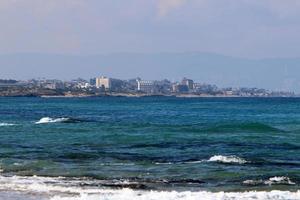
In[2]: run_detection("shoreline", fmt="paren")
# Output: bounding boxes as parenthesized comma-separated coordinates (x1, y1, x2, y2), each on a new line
(0, 181, 299, 200)
(0, 94, 297, 98)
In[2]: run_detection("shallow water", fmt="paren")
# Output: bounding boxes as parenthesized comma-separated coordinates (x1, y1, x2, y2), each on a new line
(0, 97, 300, 199)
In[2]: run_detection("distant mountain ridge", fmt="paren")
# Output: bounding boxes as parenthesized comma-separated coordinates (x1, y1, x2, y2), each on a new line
(0, 52, 300, 92)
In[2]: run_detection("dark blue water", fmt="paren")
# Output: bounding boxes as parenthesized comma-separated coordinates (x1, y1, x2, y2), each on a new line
(1, 97, 300, 193)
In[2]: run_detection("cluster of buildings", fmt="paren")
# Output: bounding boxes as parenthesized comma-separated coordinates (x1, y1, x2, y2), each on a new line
(0, 76, 295, 97)
(93, 76, 196, 94)
(92, 76, 295, 97)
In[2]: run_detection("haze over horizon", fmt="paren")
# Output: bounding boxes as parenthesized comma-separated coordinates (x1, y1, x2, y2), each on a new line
(1, 0, 300, 92)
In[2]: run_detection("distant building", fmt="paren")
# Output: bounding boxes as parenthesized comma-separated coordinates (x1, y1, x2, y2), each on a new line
(40, 80, 64, 90)
(96, 76, 124, 91)
(0, 79, 25, 88)
(172, 83, 189, 93)
(89, 78, 96, 86)
(155, 79, 172, 94)
(137, 79, 155, 93)
(194, 83, 218, 94)
(43, 83, 56, 90)
(181, 78, 194, 90)
(70, 78, 90, 89)
(96, 76, 111, 90)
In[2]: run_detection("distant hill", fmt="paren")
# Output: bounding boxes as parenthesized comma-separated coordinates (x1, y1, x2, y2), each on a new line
(0, 52, 300, 92)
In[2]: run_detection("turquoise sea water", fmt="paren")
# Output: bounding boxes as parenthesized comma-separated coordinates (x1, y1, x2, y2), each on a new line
(0, 97, 300, 199)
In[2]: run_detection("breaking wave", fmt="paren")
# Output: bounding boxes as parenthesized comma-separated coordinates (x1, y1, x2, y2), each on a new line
(208, 155, 248, 164)
(155, 156, 247, 165)
(243, 176, 296, 186)
(35, 117, 81, 124)
(0, 175, 299, 200)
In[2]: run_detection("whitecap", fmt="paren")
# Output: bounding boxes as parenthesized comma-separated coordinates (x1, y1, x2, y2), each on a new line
(208, 155, 247, 164)
(265, 176, 296, 185)
(35, 117, 70, 124)
(243, 176, 296, 186)
(0, 123, 16, 127)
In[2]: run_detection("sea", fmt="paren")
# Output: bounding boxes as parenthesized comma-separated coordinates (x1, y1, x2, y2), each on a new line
(0, 97, 300, 200)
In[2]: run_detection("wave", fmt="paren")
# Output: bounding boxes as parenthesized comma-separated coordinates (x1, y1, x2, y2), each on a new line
(0, 175, 299, 200)
(208, 155, 247, 164)
(35, 117, 82, 124)
(265, 177, 296, 185)
(243, 176, 296, 186)
(154, 156, 247, 165)
(0, 123, 16, 127)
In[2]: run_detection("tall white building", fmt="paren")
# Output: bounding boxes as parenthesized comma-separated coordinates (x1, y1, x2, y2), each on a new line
(96, 76, 111, 90)
(96, 76, 124, 91)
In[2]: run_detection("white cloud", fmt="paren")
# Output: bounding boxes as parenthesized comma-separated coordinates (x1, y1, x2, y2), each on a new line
(157, 0, 187, 17)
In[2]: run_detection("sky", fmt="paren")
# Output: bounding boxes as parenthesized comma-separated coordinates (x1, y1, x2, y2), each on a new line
(1, 0, 300, 92)
(0, 0, 300, 58)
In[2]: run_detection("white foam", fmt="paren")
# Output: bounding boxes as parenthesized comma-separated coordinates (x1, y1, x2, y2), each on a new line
(35, 117, 70, 124)
(155, 156, 246, 166)
(0, 176, 300, 200)
(0, 175, 299, 200)
(0, 123, 16, 127)
(208, 155, 247, 164)
(155, 162, 173, 165)
(49, 190, 300, 200)
(184, 160, 205, 164)
(243, 177, 296, 186)
(243, 179, 263, 185)
(265, 177, 296, 185)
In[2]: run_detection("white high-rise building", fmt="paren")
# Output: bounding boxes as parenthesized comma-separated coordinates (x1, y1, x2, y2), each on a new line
(96, 76, 111, 90)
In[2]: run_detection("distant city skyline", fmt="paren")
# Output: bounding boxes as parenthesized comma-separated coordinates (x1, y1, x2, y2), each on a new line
(1, 52, 300, 92)
(0, 75, 295, 97)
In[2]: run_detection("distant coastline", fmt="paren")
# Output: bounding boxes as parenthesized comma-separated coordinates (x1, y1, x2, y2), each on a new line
(0, 92, 297, 98)
(0, 77, 295, 98)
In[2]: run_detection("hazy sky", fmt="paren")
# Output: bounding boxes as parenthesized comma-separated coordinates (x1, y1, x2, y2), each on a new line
(1, 0, 300, 58)
(2, 0, 300, 92)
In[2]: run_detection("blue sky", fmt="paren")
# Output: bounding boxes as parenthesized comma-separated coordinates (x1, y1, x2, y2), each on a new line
(1, 0, 300, 58)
